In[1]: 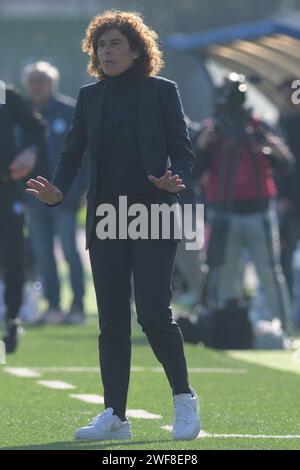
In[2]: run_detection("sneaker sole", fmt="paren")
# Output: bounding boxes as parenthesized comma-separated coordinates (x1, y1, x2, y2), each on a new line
(173, 422, 201, 441)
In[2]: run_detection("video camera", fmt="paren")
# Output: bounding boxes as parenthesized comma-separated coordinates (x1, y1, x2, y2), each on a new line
(214, 72, 247, 117)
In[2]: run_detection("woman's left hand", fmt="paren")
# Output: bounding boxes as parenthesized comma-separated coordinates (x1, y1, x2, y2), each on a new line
(148, 170, 185, 193)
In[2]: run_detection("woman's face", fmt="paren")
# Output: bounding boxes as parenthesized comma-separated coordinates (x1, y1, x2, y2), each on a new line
(97, 28, 138, 77)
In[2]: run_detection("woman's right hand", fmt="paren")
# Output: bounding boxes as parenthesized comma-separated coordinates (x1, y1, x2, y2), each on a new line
(26, 176, 63, 205)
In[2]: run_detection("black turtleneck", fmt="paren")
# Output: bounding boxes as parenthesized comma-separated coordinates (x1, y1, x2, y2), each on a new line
(96, 63, 153, 203)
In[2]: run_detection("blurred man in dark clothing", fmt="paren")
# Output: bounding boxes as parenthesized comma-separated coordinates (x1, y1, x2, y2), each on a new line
(173, 116, 205, 308)
(196, 73, 293, 331)
(277, 78, 300, 298)
(22, 62, 88, 324)
(0, 85, 44, 352)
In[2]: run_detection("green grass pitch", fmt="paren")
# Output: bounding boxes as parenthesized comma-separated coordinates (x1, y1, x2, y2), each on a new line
(1, 315, 300, 451)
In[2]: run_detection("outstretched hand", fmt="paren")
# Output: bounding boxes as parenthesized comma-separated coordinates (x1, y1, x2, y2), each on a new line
(148, 170, 185, 193)
(26, 176, 63, 205)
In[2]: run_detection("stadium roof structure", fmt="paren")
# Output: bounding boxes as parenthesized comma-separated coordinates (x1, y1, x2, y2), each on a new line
(164, 19, 300, 107)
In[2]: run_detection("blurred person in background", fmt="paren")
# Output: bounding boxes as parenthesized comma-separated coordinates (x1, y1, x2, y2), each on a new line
(26, 10, 200, 442)
(0, 85, 44, 352)
(173, 116, 205, 309)
(196, 73, 293, 332)
(276, 78, 300, 302)
(22, 61, 88, 325)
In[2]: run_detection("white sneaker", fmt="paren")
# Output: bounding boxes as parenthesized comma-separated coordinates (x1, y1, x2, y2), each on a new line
(74, 408, 131, 441)
(173, 389, 201, 440)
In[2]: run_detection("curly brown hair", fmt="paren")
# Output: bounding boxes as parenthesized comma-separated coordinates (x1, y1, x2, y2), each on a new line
(82, 10, 164, 80)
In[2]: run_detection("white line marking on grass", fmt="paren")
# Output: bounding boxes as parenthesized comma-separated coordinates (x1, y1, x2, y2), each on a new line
(131, 367, 247, 374)
(37, 380, 75, 390)
(70, 394, 104, 404)
(161, 426, 300, 440)
(127, 410, 162, 420)
(161, 425, 209, 437)
(68, 396, 161, 420)
(14, 366, 247, 374)
(4, 367, 41, 378)
(27, 367, 99, 372)
(187, 368, 247, 374)
(227, 350, 300, 377)
(208, 434, 300, 439)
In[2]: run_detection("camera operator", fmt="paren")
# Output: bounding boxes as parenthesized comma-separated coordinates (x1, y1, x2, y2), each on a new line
(196, 73, 293, 331)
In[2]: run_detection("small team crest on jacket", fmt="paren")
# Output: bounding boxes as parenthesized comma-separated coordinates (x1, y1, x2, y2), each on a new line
(52, 118, 67, 134)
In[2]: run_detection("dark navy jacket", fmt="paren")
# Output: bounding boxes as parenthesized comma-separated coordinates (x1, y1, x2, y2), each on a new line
(51, 76, 194, 249)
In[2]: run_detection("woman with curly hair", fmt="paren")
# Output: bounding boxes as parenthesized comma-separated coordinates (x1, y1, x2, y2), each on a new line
(26, 10, 200, 441)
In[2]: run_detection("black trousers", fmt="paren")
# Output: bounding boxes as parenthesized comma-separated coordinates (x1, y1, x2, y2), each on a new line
(0, 205, 24, 323)
(89, 233, 190, 419)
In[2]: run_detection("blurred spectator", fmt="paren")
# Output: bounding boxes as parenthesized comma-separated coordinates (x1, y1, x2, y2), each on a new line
(22, 61, 88, 324)
(0, 85, 44, 351)
(174, 116, 205, 308)
(196, 73, 293, 331)
(277, 78, 300, 300)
